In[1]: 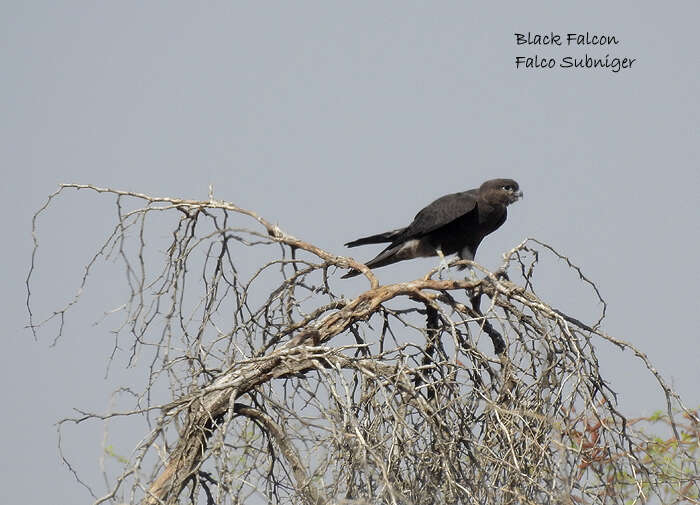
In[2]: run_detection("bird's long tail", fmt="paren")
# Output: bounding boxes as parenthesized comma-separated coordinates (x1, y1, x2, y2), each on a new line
(344, 227, 405, 248)
(341, 243, 406, 279)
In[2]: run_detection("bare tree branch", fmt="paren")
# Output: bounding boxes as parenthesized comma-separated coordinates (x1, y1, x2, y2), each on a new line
(27, 184, 700, 505)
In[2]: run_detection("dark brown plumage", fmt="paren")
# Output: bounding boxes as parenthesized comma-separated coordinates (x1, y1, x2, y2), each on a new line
(342, 178, 522, 278)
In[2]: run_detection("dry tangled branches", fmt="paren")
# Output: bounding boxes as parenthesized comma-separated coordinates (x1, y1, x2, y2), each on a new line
(27, 184, 699, 505)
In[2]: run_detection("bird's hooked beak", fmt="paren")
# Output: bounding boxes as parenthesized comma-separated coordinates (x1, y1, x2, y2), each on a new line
(508, 189, 524, 204)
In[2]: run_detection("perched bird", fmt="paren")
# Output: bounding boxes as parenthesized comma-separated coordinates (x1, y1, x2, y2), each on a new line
(342, 178, 522, 278)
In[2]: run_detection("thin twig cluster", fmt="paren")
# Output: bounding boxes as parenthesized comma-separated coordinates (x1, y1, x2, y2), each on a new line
(27, 184, 699, 505)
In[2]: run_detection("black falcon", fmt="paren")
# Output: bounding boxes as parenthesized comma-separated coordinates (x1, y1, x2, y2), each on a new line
(342, 178, 522, 278)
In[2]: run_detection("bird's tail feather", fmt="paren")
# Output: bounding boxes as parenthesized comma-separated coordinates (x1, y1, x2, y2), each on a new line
(341, 244, 404, 279)
(344, 228, 405, 248)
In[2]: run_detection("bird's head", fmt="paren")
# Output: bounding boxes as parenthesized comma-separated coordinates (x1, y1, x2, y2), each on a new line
(480, 178, 523, 206)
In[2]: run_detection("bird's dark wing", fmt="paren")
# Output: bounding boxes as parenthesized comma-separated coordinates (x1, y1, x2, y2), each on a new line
(397, 190, 478, 242)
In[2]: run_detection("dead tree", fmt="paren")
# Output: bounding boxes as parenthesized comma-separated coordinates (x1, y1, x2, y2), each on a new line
(28, 185, 699, 505)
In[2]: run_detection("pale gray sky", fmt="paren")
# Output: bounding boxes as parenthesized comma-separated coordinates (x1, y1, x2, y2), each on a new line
(3, 2, 699, 503)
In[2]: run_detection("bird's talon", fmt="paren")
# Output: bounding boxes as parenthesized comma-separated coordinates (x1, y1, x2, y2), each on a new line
(436, 249, 450, 279)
